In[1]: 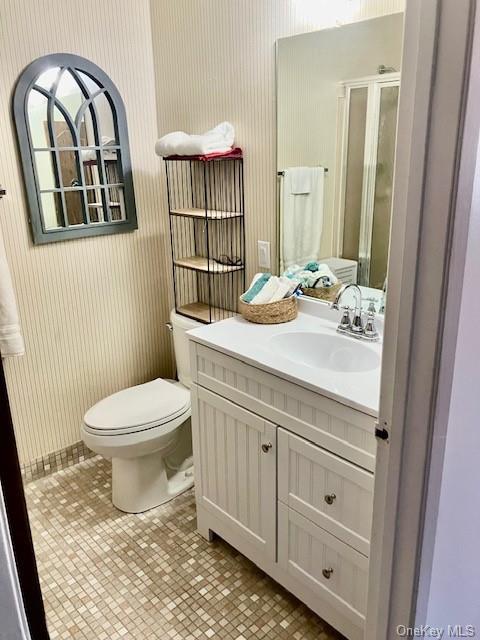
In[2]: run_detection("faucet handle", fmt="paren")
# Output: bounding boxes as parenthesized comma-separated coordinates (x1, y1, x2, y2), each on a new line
(338, 307, 352, 330)
(364, 309, 379, 341)
(350, 309, 364, 334)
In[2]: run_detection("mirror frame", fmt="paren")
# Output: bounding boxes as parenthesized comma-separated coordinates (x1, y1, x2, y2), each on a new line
(13, 53, 137, 244)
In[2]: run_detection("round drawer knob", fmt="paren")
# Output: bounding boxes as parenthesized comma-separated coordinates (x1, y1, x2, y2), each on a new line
(261, 442, 273, 453)
(322, 567, 334, 580)
(324, 493, 336, 505)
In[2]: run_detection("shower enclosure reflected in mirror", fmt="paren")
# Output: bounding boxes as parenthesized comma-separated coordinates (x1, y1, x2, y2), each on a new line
(276, 13, 403, 311)
(13, 54, 137, 244)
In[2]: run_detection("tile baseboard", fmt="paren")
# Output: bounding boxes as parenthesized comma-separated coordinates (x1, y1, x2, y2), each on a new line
(21, 441, 95, 484)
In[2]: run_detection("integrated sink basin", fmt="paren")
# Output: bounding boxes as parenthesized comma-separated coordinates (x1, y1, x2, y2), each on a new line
(268, 331, 381, 373)
(188, 298, 383, 415)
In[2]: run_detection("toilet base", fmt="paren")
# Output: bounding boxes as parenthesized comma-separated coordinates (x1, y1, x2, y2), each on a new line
(111, 450, 194, 513)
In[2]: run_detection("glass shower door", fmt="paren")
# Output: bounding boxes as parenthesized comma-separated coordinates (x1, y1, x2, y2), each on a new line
(369, 84, 399, 289)
(340, 75, 399, 288)
(342, 87, 368, 267)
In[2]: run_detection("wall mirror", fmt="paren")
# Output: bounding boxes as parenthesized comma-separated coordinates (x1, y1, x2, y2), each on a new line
(13, 53, 137, 244)
(276, 13, 404, 312)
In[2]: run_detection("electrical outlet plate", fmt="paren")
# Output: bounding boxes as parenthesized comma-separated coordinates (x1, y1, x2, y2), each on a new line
(257, 240, 271, 269)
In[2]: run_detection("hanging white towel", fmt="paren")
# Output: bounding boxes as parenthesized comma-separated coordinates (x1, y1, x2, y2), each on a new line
(290, 167, 313, 194)
(0, 225, 24, 357)
(155, 122, 235, 157)
(281, 167, 325, 271)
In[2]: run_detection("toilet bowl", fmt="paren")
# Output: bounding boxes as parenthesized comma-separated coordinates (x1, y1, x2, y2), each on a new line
(81, 310, 201, 513)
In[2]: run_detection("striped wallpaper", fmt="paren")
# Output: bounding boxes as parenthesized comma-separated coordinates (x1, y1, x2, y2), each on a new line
(1, 0, 404, 466)
(0, 0, 173, 464)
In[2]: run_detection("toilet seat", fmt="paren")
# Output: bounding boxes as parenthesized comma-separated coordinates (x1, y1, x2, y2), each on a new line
(84, 379, 190, 437)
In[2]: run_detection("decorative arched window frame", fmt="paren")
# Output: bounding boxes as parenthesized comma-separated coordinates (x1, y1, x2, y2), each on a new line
(13, 53, 137, 244)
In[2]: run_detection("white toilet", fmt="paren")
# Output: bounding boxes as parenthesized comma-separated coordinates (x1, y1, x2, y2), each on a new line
(81, 310, 201, 513)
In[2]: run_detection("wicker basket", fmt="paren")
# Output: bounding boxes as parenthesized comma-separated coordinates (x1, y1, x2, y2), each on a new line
(301, 281, 342, 303)
(239, 294, 298, 324)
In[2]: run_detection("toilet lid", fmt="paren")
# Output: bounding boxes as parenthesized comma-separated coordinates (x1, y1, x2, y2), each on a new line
(84, 379, 190, 434)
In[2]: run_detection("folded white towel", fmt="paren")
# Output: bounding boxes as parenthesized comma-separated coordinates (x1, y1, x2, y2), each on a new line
(81, 137, 117, 162)
(269, 277, 293, 302)
(155, 122, 235, 157)
(251, 277, 279, 305)
(250, 276, 296, 305)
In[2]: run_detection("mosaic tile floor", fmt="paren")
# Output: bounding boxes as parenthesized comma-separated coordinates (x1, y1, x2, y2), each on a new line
(25, 456, 344, 640)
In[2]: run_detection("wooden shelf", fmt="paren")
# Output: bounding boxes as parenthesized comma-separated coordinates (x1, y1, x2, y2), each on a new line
(174, 256, 244, 273)
(170, 207, 242, 220)
(88, 202, 120, 208)
(177, 302, 236, 323)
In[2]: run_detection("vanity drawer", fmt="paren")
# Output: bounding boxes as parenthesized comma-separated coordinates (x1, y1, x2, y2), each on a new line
(278, 429, 373, 556)
(278, 502, 368, 635)
(190, 342, 376, 472)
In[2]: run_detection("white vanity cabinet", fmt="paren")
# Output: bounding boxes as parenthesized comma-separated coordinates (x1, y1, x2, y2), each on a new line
(190, 340, 376, 640)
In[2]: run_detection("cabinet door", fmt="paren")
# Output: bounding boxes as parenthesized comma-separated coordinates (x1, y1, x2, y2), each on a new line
(191, 384, 277, 559)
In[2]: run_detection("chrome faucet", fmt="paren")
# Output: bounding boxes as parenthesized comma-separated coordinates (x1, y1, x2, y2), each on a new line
(331, 284, 379, 341)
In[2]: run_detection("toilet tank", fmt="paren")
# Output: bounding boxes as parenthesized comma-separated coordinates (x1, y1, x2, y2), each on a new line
(170, 310, 202, 388)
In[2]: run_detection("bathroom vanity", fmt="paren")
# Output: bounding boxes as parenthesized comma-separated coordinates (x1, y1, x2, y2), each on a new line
(188, 299, 381, 640)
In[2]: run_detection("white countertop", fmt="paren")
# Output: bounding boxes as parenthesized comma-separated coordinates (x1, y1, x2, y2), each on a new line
(188, 297, 382, 417)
